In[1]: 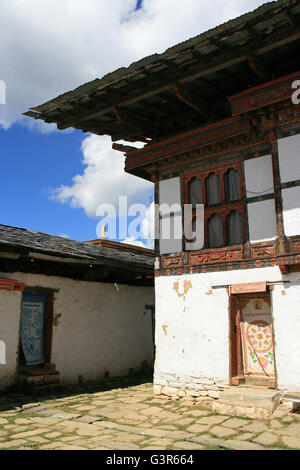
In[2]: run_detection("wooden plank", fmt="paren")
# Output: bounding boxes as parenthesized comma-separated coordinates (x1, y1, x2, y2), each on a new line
(231, 282, 267, 294)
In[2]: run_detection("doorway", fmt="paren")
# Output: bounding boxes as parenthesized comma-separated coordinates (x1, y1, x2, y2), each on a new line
(19, 290, 54, 370)
(230, 292, 276, 389)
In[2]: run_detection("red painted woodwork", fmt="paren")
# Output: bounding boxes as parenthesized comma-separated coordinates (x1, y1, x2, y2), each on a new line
(228, 70, 300, 116)
(251, 245, 276, 258)
(0, 278, 25, 292)
(162, 256, 183, 269)
(230, 282, 267, 295)
(125, 117, 252, 171)
(189, 246, 243, 266)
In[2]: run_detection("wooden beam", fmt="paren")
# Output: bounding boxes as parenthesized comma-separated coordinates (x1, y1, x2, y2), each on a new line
(246, 52, 271, 82)
(283, 9, 297, 27)
(137, 100, 174, 117)
(172, 83, 210, 118)
(29, 26, 300, 132)
(112, 143, 139, 153)
(113, 106, 156, 137)
(111, 132, 150, 143)
(70, 28, 300, 122)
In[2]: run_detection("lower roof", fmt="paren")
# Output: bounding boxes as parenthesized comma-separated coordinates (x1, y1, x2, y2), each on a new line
(0, 225, 154, 285)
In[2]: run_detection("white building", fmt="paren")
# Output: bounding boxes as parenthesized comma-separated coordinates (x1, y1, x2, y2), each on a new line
(0, 225, 154, 391)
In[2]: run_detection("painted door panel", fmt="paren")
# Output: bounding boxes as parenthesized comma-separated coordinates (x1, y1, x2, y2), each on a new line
(21, 295, 46, 366)
(239, 295, 275, 378)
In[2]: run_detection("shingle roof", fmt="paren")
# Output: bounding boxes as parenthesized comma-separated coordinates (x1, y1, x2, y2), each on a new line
(24, 0, 300, 142)
(0, 225, 153, 270)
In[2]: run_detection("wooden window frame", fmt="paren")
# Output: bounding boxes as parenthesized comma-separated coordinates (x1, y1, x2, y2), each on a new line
(184, 163, 246, 250)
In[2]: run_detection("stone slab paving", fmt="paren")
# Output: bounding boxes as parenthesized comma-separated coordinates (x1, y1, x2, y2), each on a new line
(0, 379, 300, 450)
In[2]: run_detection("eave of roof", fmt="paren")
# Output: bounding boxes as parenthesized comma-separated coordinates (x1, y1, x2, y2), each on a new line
(24, 0, 300, 143)
(0, 225, 154, 270)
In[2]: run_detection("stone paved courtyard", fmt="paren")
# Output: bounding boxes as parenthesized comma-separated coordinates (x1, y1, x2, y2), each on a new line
(0, 379, 300, 450)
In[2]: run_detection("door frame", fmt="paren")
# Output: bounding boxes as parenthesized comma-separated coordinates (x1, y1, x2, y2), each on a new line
(229, 291, 277, 389)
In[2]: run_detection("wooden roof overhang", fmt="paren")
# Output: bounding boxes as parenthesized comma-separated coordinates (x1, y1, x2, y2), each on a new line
(124, 69, 300, 179)
(25, 0, 300, 159)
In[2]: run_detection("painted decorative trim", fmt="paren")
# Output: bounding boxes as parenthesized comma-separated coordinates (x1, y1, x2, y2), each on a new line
(155, 253, 300, 277)
(125, 117, 252, 171)
(251, 244, 276, 259)
(228, 70, 300, 116)
(162, 256, 183, 269)
(189, 246, 243, 266)
(0, 278, 25, 292)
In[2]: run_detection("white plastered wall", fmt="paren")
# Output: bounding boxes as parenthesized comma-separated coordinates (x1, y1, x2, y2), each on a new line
(272, 272, 300, 392)
(0, 289, 22, 390)
(0, 272, 154, 389)
(154, 266, 300, 397)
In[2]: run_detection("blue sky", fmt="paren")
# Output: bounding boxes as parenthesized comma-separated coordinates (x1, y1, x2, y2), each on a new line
(0, 125, 97, 240)
(0, 0, 268, 244)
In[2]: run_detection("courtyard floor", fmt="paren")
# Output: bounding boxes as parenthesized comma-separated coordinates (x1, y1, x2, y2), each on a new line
(0, 379, 300, 450)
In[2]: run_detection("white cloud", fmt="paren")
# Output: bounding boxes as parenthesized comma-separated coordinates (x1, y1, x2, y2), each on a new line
(0, 0, 270, 233)
(58, 233, 70, 239)
(121, 237, 148, 249)
(0, 0, 137, 129)
(52, 134, 153, 217)
(121, 201, 155, 249)
(0, 0, 270, 129)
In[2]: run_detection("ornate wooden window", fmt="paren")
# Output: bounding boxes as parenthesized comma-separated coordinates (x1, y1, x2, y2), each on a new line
(185, 163, 245, 250)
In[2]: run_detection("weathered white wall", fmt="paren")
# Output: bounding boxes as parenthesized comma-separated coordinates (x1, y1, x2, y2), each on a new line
(154, 273, 229, 398)
(0, 289, 22, 390)
(0, 272, 154, 389)
(154, 266, 300, 397)
(282, 186, 300, 237)
(272, 272, 300, 392)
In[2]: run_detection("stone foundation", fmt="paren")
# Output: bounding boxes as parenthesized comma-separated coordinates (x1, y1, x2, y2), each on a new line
(154, 372, 229, 401)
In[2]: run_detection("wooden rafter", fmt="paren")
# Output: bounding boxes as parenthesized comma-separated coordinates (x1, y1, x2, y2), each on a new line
(246, 52, 271, 82)
(24, 15, 300, 141)
(55, 28, 300, 126)
(283, 9, 297, 27)
(172, 83, 210, 117)
(113, 106, 156, 137)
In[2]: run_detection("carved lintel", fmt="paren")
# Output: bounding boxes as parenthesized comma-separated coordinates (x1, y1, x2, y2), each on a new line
(162, 256, 183, 269)
(189, 248, 243, 266)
